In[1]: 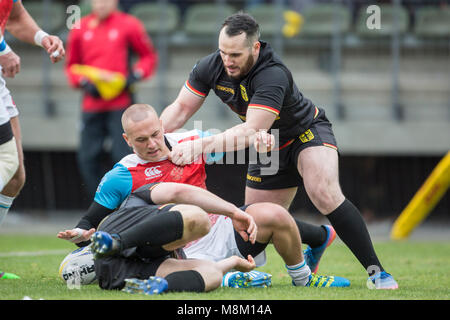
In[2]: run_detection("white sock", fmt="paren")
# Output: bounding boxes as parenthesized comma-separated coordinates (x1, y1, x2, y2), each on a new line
(286, 260, 311, 286)
(0, 194, 14, 227)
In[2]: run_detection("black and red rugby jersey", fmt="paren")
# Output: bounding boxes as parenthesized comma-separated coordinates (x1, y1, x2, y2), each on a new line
(185, 41, 320, 145)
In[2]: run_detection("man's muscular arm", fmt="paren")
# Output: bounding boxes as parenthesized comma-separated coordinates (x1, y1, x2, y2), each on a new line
(5, 1, 40, 44)
(6, 0, 65, 63)
(199, 108, 277, 152)
(150, 182, 257, 243)
(169, 108, 277, 165)
(160, 86, 205, 132)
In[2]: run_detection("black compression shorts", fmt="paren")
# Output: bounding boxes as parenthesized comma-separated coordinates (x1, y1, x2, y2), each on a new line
(94, 204, 179, 290)
(234, 205, 268, 259)
(246, 108, 338, 190)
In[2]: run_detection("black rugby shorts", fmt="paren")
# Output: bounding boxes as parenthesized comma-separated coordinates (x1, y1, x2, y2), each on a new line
(94, 204, 179, 290)
(246, 109, 338, 190)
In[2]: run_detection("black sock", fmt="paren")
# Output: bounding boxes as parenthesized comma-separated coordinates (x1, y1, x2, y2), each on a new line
(326, 199, 384, 276)
(166, 270, 205, 292)
(294, 218, 328, 248)
(118, 210, 184, 249)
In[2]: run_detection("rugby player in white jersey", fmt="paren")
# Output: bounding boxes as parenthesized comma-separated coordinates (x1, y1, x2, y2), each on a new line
(0, 0, 64, 280)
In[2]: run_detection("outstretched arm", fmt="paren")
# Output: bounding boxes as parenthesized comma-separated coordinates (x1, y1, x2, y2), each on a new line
(200, 108, 276, 152)
(150, 182, 234, 217)
(57, 227, 96, 245)
(57, 202, 113, 246)
(150, 182, 257, 244)
(169, 108, 277, 166)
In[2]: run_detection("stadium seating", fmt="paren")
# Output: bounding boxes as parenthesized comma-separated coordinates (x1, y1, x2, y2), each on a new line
(22, 1, 66, 33)
(414, 6, 450, 38)
(129, 2, 181, 36)
(78, 0, 91, 18)
(355, 4, 409, 38)
(298, 3, 351, 37)
(245, 4, 286, 38)
(183, 4, 235, 37)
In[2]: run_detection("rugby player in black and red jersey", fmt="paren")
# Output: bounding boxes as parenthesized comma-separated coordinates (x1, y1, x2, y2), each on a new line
(160, 12, 397, 289)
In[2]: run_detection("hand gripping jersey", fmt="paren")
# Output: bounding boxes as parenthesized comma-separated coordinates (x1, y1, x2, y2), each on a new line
(94, 129, 221, 210)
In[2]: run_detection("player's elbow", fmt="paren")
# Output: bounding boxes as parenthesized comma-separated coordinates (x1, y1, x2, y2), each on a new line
(5, 4, 27, 32)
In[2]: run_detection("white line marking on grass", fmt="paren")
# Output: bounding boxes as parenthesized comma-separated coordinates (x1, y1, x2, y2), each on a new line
(0, 249, 68, 257)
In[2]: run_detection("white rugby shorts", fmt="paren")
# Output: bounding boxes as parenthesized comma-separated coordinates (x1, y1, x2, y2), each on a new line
(183, 214, 267, 267)
(0, 137, 19, 191)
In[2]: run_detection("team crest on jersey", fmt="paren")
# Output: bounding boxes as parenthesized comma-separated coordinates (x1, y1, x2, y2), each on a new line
(240, 85, 248, 102)
(299, 129, 315, 143)
(170, 166, 184, 181)
(144, 166, 162, 179)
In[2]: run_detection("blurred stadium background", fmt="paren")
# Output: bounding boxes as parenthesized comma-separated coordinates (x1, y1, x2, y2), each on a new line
(3, 0, 449, 228)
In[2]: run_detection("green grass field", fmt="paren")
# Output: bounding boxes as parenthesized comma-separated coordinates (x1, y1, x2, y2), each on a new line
(0, 234, 449, 300)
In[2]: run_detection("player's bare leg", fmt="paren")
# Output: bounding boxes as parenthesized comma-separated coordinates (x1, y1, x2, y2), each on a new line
(1, 116, 25, 198)
(0, 117, 24, 280)
(245, 202, 303, 266)
(298, 146, 398, 289)
(297, 146, 344, 215)
(245, 185, 333, 269)
(162, 204, 211, 251)
(0, 117, 25, 223)
(155, 255, 255, 292)
(245, 186, 297, 210)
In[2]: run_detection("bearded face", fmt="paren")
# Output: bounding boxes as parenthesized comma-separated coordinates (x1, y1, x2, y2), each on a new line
(218, 29, 260, 80)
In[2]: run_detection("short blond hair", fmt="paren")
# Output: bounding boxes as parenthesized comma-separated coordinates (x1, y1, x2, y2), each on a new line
(121, 104, 158, 133)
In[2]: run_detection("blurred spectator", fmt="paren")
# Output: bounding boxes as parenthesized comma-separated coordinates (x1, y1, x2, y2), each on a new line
(65, 0, 158, 199)
(118, 0, 145, 12)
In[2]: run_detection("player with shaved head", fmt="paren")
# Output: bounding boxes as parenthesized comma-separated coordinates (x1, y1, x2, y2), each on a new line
(58, 103, 351, 293)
